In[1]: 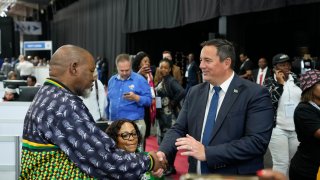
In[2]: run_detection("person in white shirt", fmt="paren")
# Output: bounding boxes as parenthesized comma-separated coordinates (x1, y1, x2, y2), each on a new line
(264, 53, 301, 176)
(81, 68, 107, 121)
(16, 55, 34, 80)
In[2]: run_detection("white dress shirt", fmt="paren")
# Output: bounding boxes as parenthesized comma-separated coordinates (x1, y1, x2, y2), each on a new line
(197, 72, 235, 174)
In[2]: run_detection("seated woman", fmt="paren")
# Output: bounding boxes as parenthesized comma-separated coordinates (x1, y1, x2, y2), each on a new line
(2, 87, 19, 101)
(106, 119, 164, 180)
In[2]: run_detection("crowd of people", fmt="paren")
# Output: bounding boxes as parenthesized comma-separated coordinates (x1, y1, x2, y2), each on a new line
(0, 54, 45, 102)
(1, 38, 319, 179)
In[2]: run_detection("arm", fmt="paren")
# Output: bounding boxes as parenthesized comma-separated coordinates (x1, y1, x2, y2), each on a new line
(240, 61, 254, 80)
(39, 99, 153, 179)
(154, 68, 162, 86)
(240, 69, 253, 79)
(134, 77, 152, 107)
(168, 78, 185, 106)
(173, 66, 183, 85)
(294, 104, 320, 139)
(264, 76, 283, 111)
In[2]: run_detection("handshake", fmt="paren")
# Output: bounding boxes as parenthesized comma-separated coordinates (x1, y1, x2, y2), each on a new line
(148, 151, 169, 177)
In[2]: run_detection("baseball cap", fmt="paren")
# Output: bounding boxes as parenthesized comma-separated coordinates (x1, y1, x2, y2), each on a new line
(272, 53, 290, 66)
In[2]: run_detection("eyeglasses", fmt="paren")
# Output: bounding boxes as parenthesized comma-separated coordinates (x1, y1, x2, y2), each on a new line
(118, 132, 138, 140)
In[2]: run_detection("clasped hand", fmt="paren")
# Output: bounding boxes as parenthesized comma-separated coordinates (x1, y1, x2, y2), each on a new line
(154, 134, 207, 176)
(148, 151, 168, 177)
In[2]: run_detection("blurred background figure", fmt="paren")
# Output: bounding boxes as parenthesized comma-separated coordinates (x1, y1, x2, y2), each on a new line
(2, 86, 19, 102)
(238, 52, 253, 80)
(16, 54, 34, 80)
(7, 71, 17, 80)
(81, 68, 107, 122)
(155, 58, 185, 176)
(252, 57, 272, 86)
(185, 53, 200, 93)
(132, 51, 156, 148)
(26, 75, 41, 87)
(0, 58, 12, 78)
(289, 69, 320, 180)
(155, 51, 183, 86)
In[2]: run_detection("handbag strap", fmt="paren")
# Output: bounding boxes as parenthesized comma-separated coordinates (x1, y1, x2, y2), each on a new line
(94, 80, 102, 119)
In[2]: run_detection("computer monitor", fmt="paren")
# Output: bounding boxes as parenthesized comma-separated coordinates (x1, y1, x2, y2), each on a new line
(3, 80, 27, 89)
(17, 86, 40, 101)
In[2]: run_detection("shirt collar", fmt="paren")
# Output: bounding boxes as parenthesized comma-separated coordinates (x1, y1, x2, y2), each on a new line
(116, 73, 132, 80)
(44, 78, 73, 93)
(209, 71, 234, 93)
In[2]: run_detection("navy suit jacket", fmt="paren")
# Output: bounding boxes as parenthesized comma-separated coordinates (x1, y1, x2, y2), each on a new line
(159, 75, 274, 175)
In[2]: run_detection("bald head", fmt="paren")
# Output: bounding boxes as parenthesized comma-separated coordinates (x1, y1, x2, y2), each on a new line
(49, 45, 96, 97)
(50, 45, 92, 76)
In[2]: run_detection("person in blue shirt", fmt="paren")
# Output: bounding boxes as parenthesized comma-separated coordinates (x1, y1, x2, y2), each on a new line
(106, 53, 152, 151)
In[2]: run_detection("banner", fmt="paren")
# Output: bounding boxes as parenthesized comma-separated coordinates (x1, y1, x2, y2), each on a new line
(14, 21, 42, 35)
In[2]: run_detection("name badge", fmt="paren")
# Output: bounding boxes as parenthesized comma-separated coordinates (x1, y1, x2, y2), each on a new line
(156, 97, 162, 108)
(284, 103, 296, 118)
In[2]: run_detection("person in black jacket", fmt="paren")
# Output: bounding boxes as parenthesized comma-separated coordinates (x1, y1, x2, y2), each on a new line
(289, 69, 320, 180)
(155, 58, 185, 175)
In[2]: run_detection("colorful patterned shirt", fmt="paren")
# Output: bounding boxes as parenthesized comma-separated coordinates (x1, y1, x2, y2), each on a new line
(20, 78, 152, 179)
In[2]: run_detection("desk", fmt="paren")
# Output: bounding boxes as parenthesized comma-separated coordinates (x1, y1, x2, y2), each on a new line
(0, 82, 4, 99)
(0, 102, 30, 136)
(0, 101, 30, 180)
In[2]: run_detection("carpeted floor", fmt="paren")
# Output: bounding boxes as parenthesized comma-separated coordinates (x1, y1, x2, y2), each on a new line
(146, 135, 188, 180)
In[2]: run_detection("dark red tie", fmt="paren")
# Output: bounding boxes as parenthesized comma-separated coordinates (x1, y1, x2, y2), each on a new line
(259, 69, 264, 85)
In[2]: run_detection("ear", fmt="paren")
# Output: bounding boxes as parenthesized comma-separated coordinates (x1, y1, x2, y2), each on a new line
(224, 57, 232, 68)
(69, 62, 78, 75)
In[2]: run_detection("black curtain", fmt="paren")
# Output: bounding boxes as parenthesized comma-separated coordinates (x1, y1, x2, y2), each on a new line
(124, 0, 180, 33)
(51, 0, 320, 78)
(52, 0, 126, 78)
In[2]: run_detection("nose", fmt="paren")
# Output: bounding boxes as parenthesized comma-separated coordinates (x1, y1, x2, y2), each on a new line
(199, 61, 205, 69)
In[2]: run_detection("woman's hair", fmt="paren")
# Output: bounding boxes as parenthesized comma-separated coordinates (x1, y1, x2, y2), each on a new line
(159, 58, 173, 76)
(105, 119, 142, 146)
(301, 82, 320, 102)
(132, 51, 149, 72)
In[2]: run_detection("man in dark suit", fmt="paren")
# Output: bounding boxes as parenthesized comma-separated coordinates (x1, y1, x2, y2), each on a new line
(252, 57, 272, 86)
(157, 39, 274, 175)
(185, 53, 200, 92)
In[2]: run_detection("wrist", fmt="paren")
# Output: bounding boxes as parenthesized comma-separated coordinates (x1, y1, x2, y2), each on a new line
(148, 153, 154, 171)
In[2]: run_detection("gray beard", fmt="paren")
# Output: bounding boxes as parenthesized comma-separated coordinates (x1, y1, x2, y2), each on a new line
(81, 88, 92, 99)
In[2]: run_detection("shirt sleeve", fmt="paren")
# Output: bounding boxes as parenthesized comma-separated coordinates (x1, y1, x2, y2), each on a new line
(38, 98, 151, 179)
(295, 104, 320, 138)
(136, 77, 152, 107)
(264, 77, 283, 111)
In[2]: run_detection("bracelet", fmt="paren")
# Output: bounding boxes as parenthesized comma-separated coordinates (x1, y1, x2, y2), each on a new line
(148, 153, 154, 171)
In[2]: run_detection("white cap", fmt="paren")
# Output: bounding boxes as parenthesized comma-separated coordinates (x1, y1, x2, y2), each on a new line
(5, 87, 17, 94)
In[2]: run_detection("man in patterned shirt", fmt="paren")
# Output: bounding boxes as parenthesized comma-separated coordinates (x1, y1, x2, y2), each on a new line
(20, 45, 164, 179)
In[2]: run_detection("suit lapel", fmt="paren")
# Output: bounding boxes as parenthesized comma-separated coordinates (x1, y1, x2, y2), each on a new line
(195, 83, 210, 140)
(210, 76, 242, 141)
